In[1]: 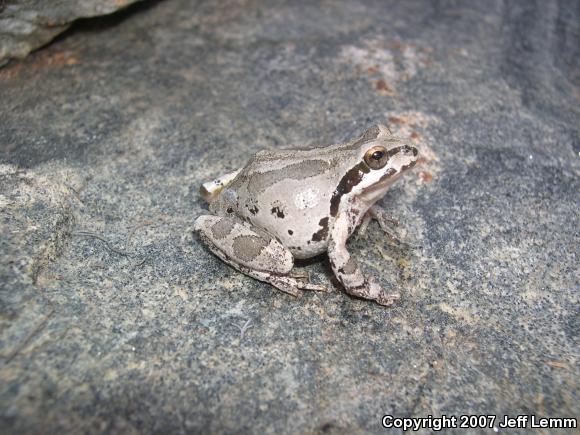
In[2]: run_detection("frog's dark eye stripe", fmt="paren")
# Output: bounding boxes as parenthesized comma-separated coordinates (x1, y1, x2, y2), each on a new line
(364, 146, 389, 169)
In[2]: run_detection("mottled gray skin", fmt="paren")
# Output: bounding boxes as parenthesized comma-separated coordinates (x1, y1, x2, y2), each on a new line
(195, 124, 418, 305)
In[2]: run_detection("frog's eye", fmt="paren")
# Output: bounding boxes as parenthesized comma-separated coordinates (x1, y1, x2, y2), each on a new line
(371, 150, 384, 160)
(364, 146, 389, 169)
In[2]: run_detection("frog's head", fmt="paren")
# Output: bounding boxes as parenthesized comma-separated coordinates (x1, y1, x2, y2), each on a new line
(352, 124, 418, 202)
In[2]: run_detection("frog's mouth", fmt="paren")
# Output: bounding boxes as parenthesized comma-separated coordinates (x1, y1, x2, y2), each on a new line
(401, 159, 418, 171)
(359, 169, 403, 204)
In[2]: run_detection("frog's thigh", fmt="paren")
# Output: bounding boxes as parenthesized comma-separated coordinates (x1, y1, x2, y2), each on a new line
(194, 215, 326, 296)
(195, 215, 293, 274)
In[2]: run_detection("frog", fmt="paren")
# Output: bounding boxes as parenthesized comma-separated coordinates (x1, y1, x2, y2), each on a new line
(194, 124, 418, 306)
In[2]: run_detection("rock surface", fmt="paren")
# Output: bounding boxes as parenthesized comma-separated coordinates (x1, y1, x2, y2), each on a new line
(0, 0, 578, 433)
(0, 0, 142, 65)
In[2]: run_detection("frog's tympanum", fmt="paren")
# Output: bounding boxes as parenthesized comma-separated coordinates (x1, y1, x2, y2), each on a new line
(195, 124, 418, 306)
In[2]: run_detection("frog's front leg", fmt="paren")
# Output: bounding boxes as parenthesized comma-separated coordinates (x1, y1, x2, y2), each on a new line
(357, 205, 400, 242)
(328, 212, 400, 306)
(194, 215, 328, 296)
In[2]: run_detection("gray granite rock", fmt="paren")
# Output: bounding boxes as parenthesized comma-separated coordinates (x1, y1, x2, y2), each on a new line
(0, 0, 143, 65)
(0, 0, 578, 434)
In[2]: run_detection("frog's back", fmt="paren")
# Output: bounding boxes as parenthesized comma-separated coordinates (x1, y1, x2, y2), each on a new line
(209, 145, 355, 258)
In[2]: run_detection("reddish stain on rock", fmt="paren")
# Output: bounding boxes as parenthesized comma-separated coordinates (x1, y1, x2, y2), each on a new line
(0, 50, 79, 80)
(419, 171, 434, 183)
(375, 79, 395, 96)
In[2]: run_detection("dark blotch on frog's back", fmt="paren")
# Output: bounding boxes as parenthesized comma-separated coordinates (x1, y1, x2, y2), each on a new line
(271, 206, 285, 218)
(245, 202, 259, 215)
(311, 217, 329, 242)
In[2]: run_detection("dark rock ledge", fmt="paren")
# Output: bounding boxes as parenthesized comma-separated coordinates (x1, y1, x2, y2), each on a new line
(0, 0, 143, 65)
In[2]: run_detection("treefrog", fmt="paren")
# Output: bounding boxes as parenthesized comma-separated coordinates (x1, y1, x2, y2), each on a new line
(194, 124, 418, 306)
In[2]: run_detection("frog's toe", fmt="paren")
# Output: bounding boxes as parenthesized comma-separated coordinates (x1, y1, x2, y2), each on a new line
(376, 292, 401, 307)
(371, 205, 400, 226)
(381, 228, 401, 244)
(374, 216, 401, 241)
(343, 277, 400, 306)
(267, 276, 302, 297)
(360, 207, 402, 242)
(289, 269, 309, 279)
(379, 214, 400, 227)
(290, 271, 330, 292)
(299, 281, 331, 292)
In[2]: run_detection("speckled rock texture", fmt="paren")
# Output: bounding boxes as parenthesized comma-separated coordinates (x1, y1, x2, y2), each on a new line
(0, 0, 578, 434)
(0, 0, 143, 65)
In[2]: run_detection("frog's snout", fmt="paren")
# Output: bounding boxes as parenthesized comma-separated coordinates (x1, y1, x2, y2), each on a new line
(401, 145, 418, 157)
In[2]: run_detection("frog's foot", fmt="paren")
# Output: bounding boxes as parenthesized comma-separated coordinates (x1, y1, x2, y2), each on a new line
(238, 267, 329, 296)
(194, 215, 328, 297)
(347, 277, 401, 307)
(369, 206, 400, 242)
(235, 267, 306, 297)
(233, 268, 328, 296)
(369, 206, 400, 229)
(375, 290, 401, 307)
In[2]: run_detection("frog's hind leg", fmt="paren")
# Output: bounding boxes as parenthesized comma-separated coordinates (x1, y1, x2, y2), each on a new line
(237, 266, 328, 296)
(194, 215, 328, 297)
